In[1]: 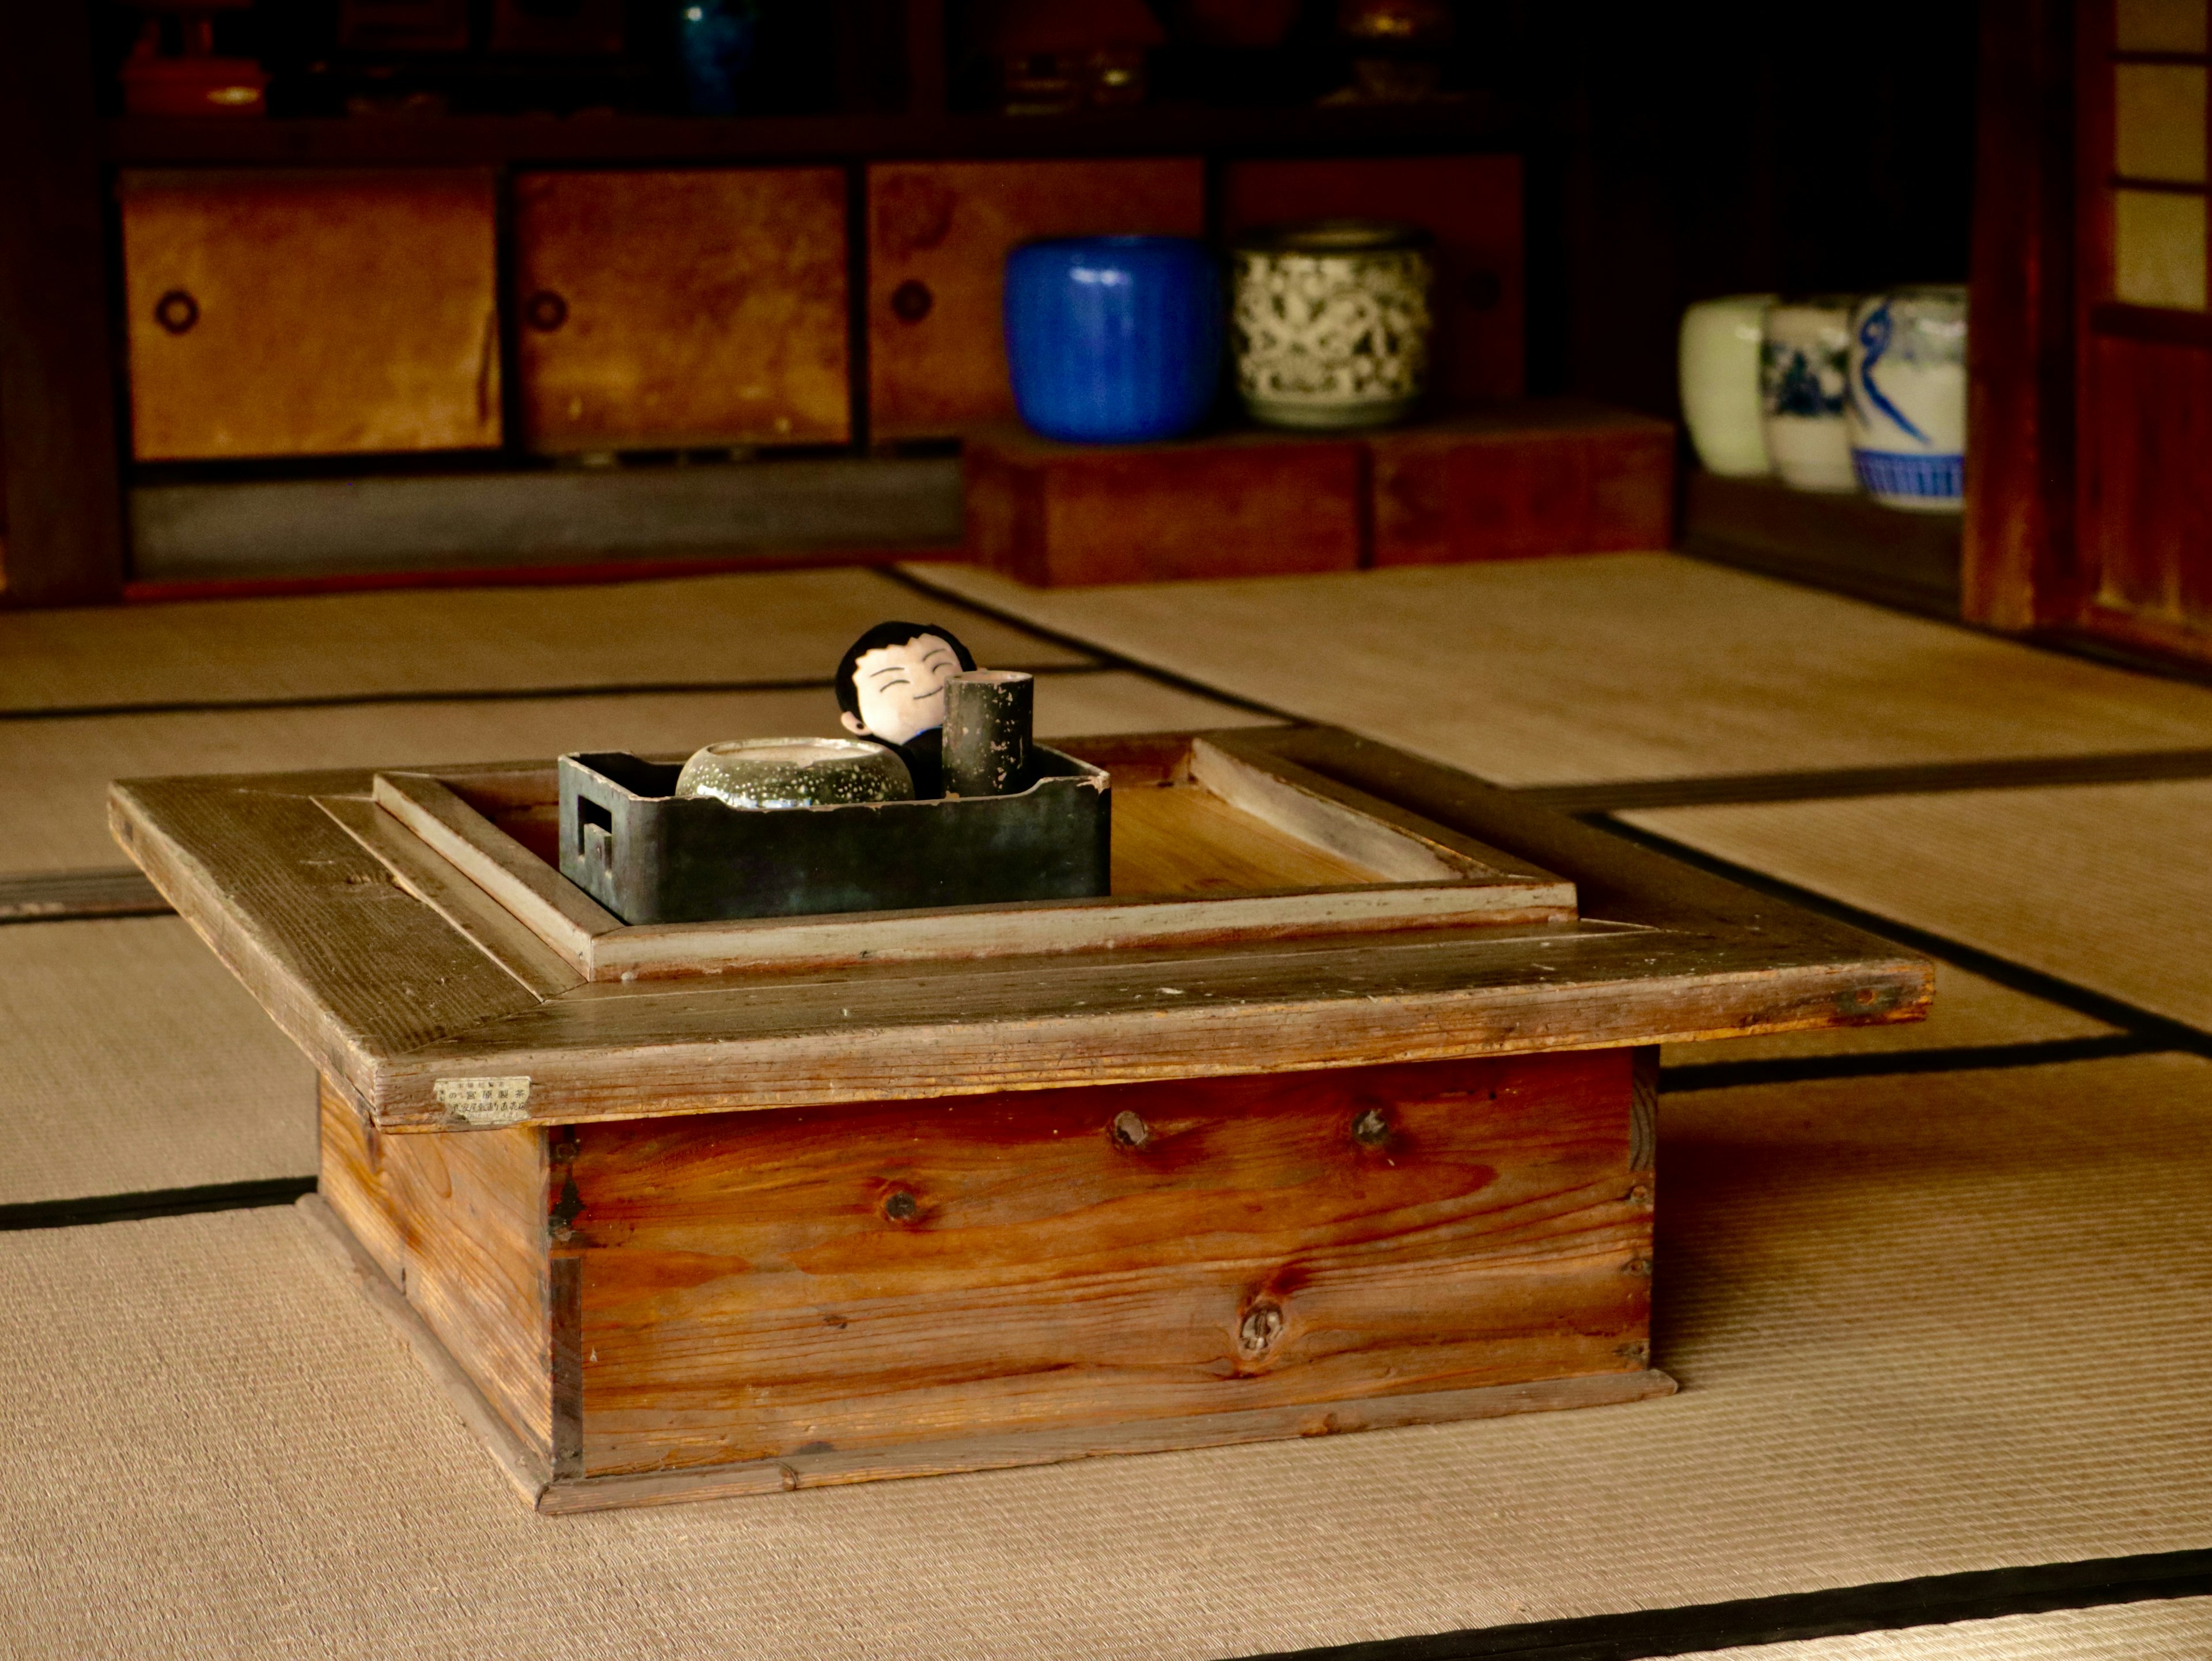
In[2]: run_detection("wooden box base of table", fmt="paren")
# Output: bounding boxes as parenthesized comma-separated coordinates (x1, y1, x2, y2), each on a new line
(317, 1045, 1672, 1513)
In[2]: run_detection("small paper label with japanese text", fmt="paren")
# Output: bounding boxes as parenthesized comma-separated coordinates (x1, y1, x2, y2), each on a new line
(434, 1075, 532, 1126)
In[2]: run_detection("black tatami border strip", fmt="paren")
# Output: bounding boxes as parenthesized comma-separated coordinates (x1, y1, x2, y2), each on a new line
(1661, 1032, 2164, 1094)
(1596, 816, 2212, 1057)
(0, 1176, 317, 1232)
(1249, 1549, 2212, 1661)
(0, 660, 1114, 725)
(0, 867, 171, 924)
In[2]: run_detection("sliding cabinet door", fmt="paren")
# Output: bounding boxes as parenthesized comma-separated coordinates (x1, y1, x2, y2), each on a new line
(2072, 0, 2212, 659)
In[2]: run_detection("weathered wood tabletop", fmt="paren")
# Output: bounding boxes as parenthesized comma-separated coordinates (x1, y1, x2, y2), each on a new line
(110, 724, 1929, 1133)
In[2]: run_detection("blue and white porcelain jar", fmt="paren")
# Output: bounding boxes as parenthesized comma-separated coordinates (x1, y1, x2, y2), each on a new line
(1846, 286, 1967, 513)
(1760, 296, 1857, 493)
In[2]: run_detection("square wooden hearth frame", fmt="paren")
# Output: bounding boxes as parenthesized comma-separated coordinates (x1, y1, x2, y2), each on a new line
(109, 725, 1930, 1511)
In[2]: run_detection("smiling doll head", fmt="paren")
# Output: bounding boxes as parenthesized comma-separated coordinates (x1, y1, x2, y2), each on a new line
(835, 622, 978, 747)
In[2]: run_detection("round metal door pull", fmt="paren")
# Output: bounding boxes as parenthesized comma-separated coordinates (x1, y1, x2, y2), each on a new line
(523, 290, 570, 332)
(883, 1189, 919, 1222)
(1110, 1110, 1150, 1149)
(154, 290, 199, 335)
(890, 279, 934, 323)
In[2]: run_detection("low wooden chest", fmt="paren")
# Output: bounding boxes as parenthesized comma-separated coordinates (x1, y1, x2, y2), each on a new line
(111, 726, 1926, 1511)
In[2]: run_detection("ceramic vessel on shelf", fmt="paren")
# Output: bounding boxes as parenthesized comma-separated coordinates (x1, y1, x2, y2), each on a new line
(986, 0, 1164, 112)
(677, 0, 762, 115)
(118, 0, 267, 116)
(1231, 220, 1434, 430)
(675, 738, 914, 811)
(1846, 285, 1967, 513)
(1678, 294, 1774, 476)
(1003, 236, 1222, 444)
(1759, 296, 1858, 493)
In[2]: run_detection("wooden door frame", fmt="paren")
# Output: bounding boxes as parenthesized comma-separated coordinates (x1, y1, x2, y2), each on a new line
(0, 0, 128, 607)
(1962, 0, 2080, 634)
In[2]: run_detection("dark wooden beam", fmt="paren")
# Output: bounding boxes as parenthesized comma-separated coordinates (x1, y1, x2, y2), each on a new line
(0, 0, 126, 607)
(1962, 0, 2078, 632)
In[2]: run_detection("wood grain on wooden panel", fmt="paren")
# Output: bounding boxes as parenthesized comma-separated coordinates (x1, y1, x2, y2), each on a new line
(1110, 782, 1382, 894)
(1369, 403, 1676, 565)
(542, 1369, 1675, 1509)
(965, 426, 1363, 584)
(1964, 0, 2078, 630)
(566, 1050, 1649, 1476)
(867, 160, 1204, 437)
(373, 771, 620, 967)
(514, 169, 850, 452)
(108, 773, 543, 1104)
(1187, 735, 1538, 883)
(320, 1072, 555, 1454)
(1221, 156, 1525, 404)
(320, 1072, 404, 1286)
(2080, 332, 2212, 653)
(120, 170, 500, 460)
(317, 794, 586, 999)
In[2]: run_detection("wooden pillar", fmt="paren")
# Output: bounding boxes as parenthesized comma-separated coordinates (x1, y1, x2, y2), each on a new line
(0, 0, 126, 607)
(1963, 0, 2079, 633)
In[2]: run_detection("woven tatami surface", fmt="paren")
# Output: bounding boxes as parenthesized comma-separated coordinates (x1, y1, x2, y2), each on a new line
(1627, 778, 2212, 1034)
(0, 567, 1087, 713)
(3, 1054, 2207, 1659)
(1705, 1597, 2212, 1659)
(904, 557, 2212, 786)
(0, 917, 315, 1204)
(0, 669, 1257, 876)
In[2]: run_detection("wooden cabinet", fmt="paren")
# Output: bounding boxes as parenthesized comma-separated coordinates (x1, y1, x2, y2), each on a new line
(120, 170, 500, 461)
(513, 168, 850, 455)
(1222, 156, 1525, 406)
(866, 158, 1205, 440)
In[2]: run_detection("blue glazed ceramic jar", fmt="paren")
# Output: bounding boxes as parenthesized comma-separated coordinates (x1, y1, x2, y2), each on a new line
(1003, 237, 1221, 444)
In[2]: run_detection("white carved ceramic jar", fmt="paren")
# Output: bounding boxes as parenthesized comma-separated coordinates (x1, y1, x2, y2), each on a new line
(1678, 294, 1775, 477)
(1231, 220, 1434, 429)
(1846, 285, 1967, 513)
(1759, 296, 1858, 493)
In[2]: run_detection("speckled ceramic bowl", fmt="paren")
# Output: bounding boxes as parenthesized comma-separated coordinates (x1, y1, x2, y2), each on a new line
(675, 738, 914, 811)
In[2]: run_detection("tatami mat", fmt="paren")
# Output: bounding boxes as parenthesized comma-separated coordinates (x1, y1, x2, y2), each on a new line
(904, 556, 2212, 787)
(0, 917, 315, 1205)
(1661, 956, 2119, 1069)
(0, 671, 1261, 876)
(0, 568, 1088, 714)
(1626, 778, 2212, 1035)
(1703, 1596, 2212, 1659)
(3, 1054, 2207, 1659)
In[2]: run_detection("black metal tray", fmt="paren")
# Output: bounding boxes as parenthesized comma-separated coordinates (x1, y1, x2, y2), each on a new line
(558, 747, 1112, 925)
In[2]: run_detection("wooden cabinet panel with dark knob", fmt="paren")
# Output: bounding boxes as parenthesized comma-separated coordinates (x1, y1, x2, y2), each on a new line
(1222, 156, 1525, 407)
(120, 169, 501, 461)
(513, 168, 851, 455)
(867, 159, 1205, 440)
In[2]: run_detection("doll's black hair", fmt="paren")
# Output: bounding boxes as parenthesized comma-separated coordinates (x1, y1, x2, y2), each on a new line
(834, 622, 976, 718)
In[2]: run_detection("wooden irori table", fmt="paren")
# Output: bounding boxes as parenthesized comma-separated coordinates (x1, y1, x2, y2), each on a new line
(111, 726, 1928, 1514)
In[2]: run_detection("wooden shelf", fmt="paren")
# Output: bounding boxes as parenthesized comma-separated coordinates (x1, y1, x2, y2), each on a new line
(101, 99, 1515, 168)
(1680, 468, 1961, 620)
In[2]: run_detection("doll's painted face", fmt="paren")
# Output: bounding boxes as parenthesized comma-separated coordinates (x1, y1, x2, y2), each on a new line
(839, 633, 965, 747)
